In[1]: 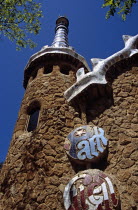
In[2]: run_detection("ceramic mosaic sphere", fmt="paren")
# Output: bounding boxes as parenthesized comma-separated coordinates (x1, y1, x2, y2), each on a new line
(63, 169, 120, 210)
(64, 126, 108, 164)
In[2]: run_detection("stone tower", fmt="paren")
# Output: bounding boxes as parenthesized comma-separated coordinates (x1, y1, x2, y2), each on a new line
(0, 17, 90, 210)
(0, 17, 138, 210)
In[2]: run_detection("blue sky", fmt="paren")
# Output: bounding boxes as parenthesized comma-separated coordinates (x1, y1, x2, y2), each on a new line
(0, 0, 138, 162)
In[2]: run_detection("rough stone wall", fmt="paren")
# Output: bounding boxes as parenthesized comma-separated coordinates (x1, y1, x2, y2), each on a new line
(0, 57, 137, 210)
(0, 64, 85, 210)
(86, 63, 138, 209)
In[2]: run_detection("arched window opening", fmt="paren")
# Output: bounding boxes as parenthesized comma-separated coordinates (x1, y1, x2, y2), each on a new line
(44, 65, 53, 74)
(32, 70, 37, 80)
(26, 101, 40, 132)
(60, 65, 70, 75)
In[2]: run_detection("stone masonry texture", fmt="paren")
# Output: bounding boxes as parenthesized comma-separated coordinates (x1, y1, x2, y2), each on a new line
(0, 63, 84, 210)
(0, 54, 138, 210)
(86, 56, 138, 210)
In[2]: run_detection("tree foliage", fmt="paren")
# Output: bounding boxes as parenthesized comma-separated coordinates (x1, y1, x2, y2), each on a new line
(0, 0, 42, 49)
(102, 0, 137, 20)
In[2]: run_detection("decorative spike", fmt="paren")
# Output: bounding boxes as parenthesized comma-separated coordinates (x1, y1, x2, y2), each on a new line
(91, 58, 104, 68)
(52, 16, 69, 47)
(122, 35, 132, 44)
(130, 49, 138, 57)
(76, 68, 85, 82)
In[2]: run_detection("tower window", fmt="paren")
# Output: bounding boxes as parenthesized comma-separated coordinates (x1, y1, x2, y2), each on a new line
(26, 101, 41, 132)
(60, 65, 70, 75)
(27, 104, 40, 132)
(32, 70, 37, 80)
(44, 65, 53, 74)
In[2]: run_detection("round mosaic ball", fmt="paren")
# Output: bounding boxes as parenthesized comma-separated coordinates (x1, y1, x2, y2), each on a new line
(64, 125, 108, 164)
(63, 169, 120, 210)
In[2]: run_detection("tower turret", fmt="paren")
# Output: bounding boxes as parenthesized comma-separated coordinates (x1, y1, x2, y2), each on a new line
(23, 16, 90, 89)
(0, 17, 89, 210)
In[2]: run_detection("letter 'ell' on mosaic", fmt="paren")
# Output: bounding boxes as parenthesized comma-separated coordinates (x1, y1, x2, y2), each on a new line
(64, 125, 108, 164)
(63, 169, 120, 210)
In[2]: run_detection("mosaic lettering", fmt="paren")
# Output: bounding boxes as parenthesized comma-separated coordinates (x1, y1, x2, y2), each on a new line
(64, 126, 108, 164)
(63, 169, 119, 210)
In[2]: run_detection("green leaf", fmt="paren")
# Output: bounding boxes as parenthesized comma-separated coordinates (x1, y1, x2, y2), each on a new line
(0, 0, 43, 49)
(102, 0, 137, 20)
(103, 0, 114, 7)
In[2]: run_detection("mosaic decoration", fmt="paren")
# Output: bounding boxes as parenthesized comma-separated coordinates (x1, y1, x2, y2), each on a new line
(63, 169, 119, 210)
(64, 126, 108, 164)
(64, 34, 138, 102)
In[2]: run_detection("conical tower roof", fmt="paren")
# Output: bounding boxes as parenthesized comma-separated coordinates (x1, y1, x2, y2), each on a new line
(52, 16, 69, 47)
(24, 16, 90, 88)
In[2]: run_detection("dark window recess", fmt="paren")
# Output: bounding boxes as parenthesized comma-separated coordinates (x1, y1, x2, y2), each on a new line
(60, 65, 70, 75)
(27, 109, 40, 132)
(32, 70, 37, 79)
(44, 65, 53, 74)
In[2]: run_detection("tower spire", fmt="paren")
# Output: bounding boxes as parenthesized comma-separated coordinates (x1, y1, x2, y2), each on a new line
(52, 16, 69, 47)
(24, 16, 90, 87)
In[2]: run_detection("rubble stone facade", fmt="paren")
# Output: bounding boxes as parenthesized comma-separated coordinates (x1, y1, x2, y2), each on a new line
(0, 64, 85, 210)
(0, 17, 137, 210)
(87, 58, 138, 209)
